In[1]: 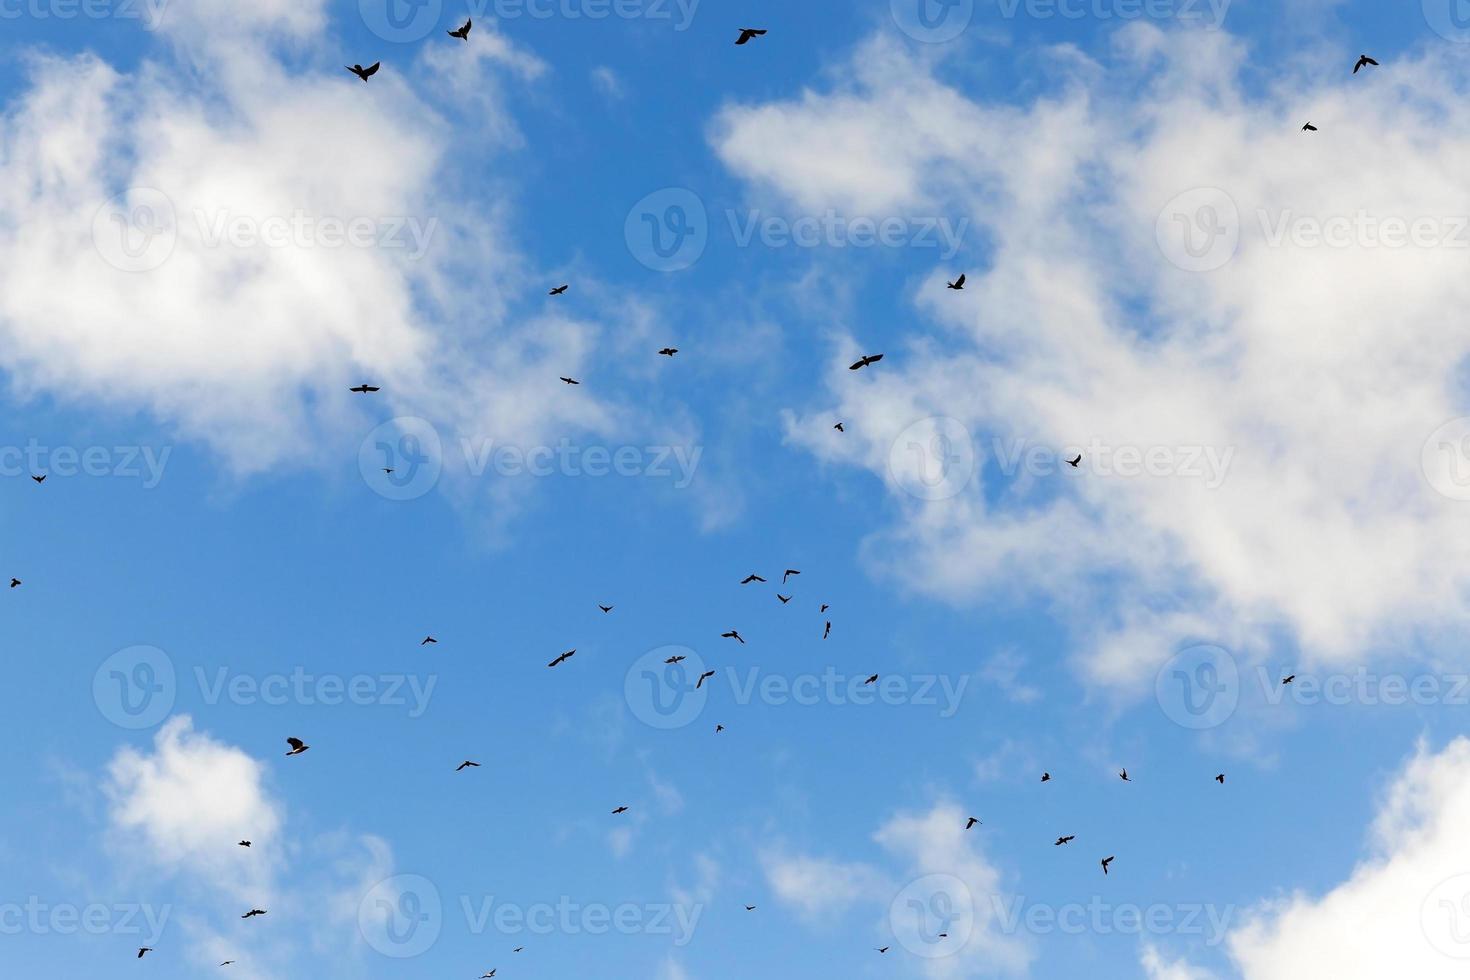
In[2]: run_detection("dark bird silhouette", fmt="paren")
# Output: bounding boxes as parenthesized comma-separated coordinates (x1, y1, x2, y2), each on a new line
(285, 737, 309, 756)
(238, 840, 250, 847)
(946, 274, 966, 290)
(456, 761, 480, 772)
(549, 284, 569, 295)
(241, 909, 266, 919)
(833, 422, 844, 432)
(480, 972, 496, 979)
(611, 806, 629, 814)
(559, 376, 580, 385)
(349, 384, 380, 393)
(721, 630, 745, 644)
(513, 947, 524, 953)
(1216, 773, 1225, 784)
(876, 947, 890, 954)
(9, 578, 18, 588)
(696, 670, 716, 689)
(420, 636, 436, 645)
(1282, 674, 1295, 685)
(1302, 122, 1318, 131)
(664, 655, 686, 664)
(138, 948, 153, 958)
(548, 649, 575, 668)
(1041, 772, 1051, 782)
(864, 674, 878, 685)
(658, 348, 678, 357)
(823, 622, 831, 639)
(715, 724, 724, 732)
(31, 475, 44, 484)
(745, 905, 756, 911)
(965, 817, 980, 830)
(346, 62, 380, 81)
(220, 962, 234, 966)
(783, 569, 800, 584)
(1119, 769, 1131, 782)
(776, 594, 791, 604)
(1101, 856, 1114, 874)
(1353, 54, 1379, 73)
(740, 574, 766, 584)
(448, 17, 470, 38)
(819, 603, 829, 612)
(848, 353, 884, 371)
(598, 604, 613, 613)
(1067, 455, 1082, 468)
(1055, 835, 1074, 846)
(735, 27, 767, 44)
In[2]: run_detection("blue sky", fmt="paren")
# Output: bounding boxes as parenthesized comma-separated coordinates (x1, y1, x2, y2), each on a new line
(6, 0, 1470, 977)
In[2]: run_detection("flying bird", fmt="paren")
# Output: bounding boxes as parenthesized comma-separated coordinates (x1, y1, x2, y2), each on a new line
(1216, 773, 1225, 784)
(833, 422, 844, 431)
(220, 962, 234, 967)
(548, 649, 575, 668)
(864, 674, 878, 685)
(946, 274, 966, 290)
(480, 972, 496, 979)
(658, 348, 678, 356)
(776, 594, 791, 604)
(346, 62, 380, 81)
(559, 377, 580, 385)
(1302, 121, 1318, 131)
(1101, 856, 1114, 874)
(31, 475, 44, 484)
(876, 947, 890, 954)
(549, 284, 569, 295)
(598, 604, 613, 613)
(664, 655, 686, 664)
(448, 17, 470, 38)
(740, 573, 766, 584)
(611, 806, 629, 814)
(1353, 54, 1379, 73)
(420, 636, 437, 645)
(138, 948, 153, 958)
(285, 737, 309, 756)
(1119, 769, 1131, 782)
(848, 353, 884, 371)
(965, 817, 980, 830)
(735, 27, 766, 44)
(715, 724, 724, 732)
(1055, 835, 1074, 846)
(241, 909, 266, 919)
(721, 630, 745, 644)
(1041, 772, 1051, 782)
(823, 622, 831, 639)
(819, 604, 829, 612)
(513, 947, 524, 953)
(696, 670, 716, 689)
(349, 384, 380, 393)
(238, 840, 250, 847)
(745, 905, 756, 911)
(1282, 674, 1295, 685)
(456, 761, 480, 772)
(9, 578, 18, 588)
(783, 569, 800, 584)
(1067, 455, 1082, 468)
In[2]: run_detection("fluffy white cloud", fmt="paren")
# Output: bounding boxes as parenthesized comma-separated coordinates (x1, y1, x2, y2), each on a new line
(712, 28, 1470, 686)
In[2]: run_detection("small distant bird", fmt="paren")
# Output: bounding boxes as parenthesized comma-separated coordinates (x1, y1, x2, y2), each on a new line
(722, 630, 745, 644)
(1302, 122, 1318, 131)
(664, 655, 686, 664)
(598, 604, 613, 613)
(819, 604, 829, 612)
(349, 384, 380, 393)
(740, 573, 766, 584)
(1101, 856, 1114, 874)
(776, 594, 791, 604)
(9, 578, 18, 588)
(549, 284, 569, 295)
(1119, 769, 1130, 782)
(823, 622, 831, 639)
(1282, 675, 1295, 685)
(848, 353, 884, 371)
(285, 737, 309, 756)
(715, 724, 724, 733)
(735, 27, 766, 44)
(480, 972, 496, 979)
(513, 947, 524, 953)
(965, 817, 980, 830)
(456, 761, 480, 772)
(238, 840, 250, 847)
(138, 948, 153, 958)
(382, 468, 394, 474)
(658, 348, 678, 357)
(833, 422, 844, 432)
(448, 17, 470, 38)
(783, 569, 800, 584)
(559, 377, 580, 385)
(876, 947, 890, 954)
(548, 649, 575, 668)
(744, 905, 756, 911)
(946, 274, 966, 290)
(864, 674, 878, 685)
(241, 909, 266, 919)
(420, 636, 436, 645)
(346, 62, 380, 81)
(1353, 54, 1379, 74)
(1041, 772, 1051, 782)
(1055, 835, 1074, 846)
(1067, 455, 1081, 468)
(31, 475, 44, 484)
(696, 670, 716, 689)
(220, 962, 234, 967)
(1216, 773, 1225, 784)
(611, 806, 629, 814)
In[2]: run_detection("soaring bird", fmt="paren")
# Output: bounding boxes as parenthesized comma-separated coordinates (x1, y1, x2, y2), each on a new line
(721, 630, 745, 644)
(1119, 769, 1131, 782)
(735, 27, 766, 44)
(1067, 455, 1082, 468)
(31, 475, 44, 484)
(220, 961, 235, 966)
(776, 594, 791, 604)
(448, 17, 471, 38)
(349, 384, 380, 393)
(744, 904, 756, 911)
(456, 761, 481, 772)
(833, 422, 844, 432)
(238, 840, 251, 847)
(1353, 54, 1379, 73)
(559, 377, 580, 385)
(740, 573, 766, 584)
(965, 816, 980, 830)
(783, 569, 800, 584)
(420, 636, 437, 645)
(1101, 856, 1114, 875)
(819, 604, 829, 612)
(549, 284, 569, 295)
(1215, 773, 1225, 784)
(598, 604, 613, 613)
(658, 348, 678, 357)
(1055, 836, 1075, 846)
(548, 649, 575, 668)
(715, 724, 725, 733)
(611, 806, 629, 814)
(1041, 772, 1051, 782)
(864, 674, 878, 685)
(848, 353, 884, 371)
(876, 947, 890, 954)
(480, 972, 496, 979)
(1302, 122, 1318, 131)
(138, 948, 153, 958)
(346, 62, 380, 81)
(664, 655, 686, 664)
(696, 670, 716, 689)
(823, 622, 831, 639)
(1282, 674, 1296, 685)
(241, 909, 266, 919)
(9, 578, 18, 588)
(946, 274, 966, 290)
(285, 737, 309, 756)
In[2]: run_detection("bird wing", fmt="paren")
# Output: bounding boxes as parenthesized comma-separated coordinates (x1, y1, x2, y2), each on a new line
(365, 62, 380, 76)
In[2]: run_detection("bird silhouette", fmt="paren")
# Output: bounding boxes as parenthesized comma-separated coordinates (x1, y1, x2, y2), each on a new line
(138, 947, 153, 958)
(1216, 773, 1225, 784)
(1041, 772, 1051, 782)
(1282, 674, 1296, 685)
(876, 947, 889, 954)
(823, 622, 831, 639)
(1119, 769, 1131, 782)
(346, 62, 380, 81)
(819, 604, 829, 612)
(864, 674, 878, 685)
(735, 28, 767, 44)
(658, 347, 678, 356)
(238, 840, 250, 847)
(740, 573, 766, 584)
(30, 475, 44, 484)
(448, 17, 470, 38)
(715, 724, 725, 732)
(559, 377, 580, 385)
(611, 806, 629, 814)
(549, 284, 569, 295)
(664, 655, 686, 664)
(9, 578, 19, 588)
(456, 761, 480, 772)
(349, 384, 380, 393)
(1067, 455, 1082, 468)
(420, 635, 436, 645)
(783, 569, 800, 584)
(598, 604, 614, 613)
(848, 353, 884, 371)
(1353, 54, 1379, 73)
(696, 670, 716, 689)
(1101, 856, 1114, 874)
(721, 630, 745, 644)
(965, 817, 980, 830)
(1055, 835, 1074, 845)
(946, 274, 966, 290)
(285, 737, 309, 756)
(548, 649, 575, 668)
(833, 422, 844, 431)
(776, 594, 791, 604)
(1302, 122, 1318, 131)
(241, 909, 266, 919)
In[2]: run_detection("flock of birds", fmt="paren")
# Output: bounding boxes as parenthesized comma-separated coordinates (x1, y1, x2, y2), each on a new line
(49, 26, 1391, 973)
